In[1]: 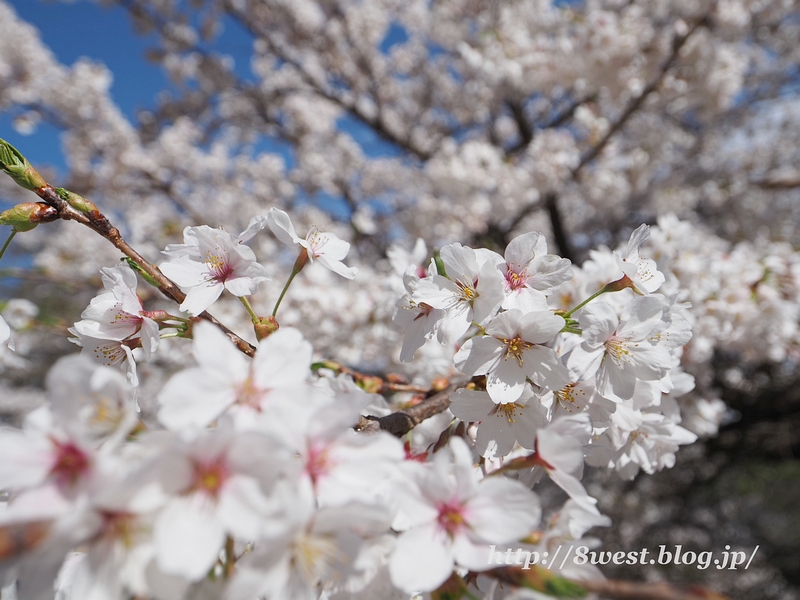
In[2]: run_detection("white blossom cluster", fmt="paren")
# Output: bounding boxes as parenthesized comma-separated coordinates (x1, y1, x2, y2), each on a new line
(0, 0, 799, 596)
(0, 214, 699, 599)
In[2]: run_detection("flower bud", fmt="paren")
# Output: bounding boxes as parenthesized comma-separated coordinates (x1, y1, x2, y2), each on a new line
(0, 139, 47, 191)
(254, 315, 280, 341)
(0, 202, 58, 232)
(55, 188, 98, 214)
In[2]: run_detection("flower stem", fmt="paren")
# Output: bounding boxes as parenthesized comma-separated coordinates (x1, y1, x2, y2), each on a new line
(272, 268, 299, 317)
(0, 229, 17, 262)
(564, 286, 609, 317)
(239, 296, 260, 324)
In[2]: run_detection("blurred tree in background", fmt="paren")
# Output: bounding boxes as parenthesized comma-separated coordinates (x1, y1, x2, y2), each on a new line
(0, 0, 799, 598)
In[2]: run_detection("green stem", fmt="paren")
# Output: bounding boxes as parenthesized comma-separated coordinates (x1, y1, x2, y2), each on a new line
(159, 331, 183, 339)
(564, 286, 610, 318)
(0, 229, 17, 262)
(272, 268, 299, 317)
(239, 296, 260, 324)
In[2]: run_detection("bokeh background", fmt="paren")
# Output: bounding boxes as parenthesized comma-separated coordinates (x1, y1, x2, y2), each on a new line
(1, 0, 799, 598)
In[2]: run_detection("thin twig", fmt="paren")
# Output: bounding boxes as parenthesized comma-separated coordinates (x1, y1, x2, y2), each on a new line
(356, 383, 458, 436)
(34, 184, 257, 357)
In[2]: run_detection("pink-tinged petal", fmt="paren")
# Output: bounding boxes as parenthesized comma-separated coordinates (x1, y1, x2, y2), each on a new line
(390, 523, 454, 593)
(504, 232, 546, 271)
(313, 234, 350, 261)
(527, 254, 573, 290)
(472, 261, 505, 324)
(192, 322, 249, 377)
(487, 358, 526, 404)
(154, 495, 225, 580)
(438, 303, 472, 344)
(502, 287, 549, 313)
(545, 467, 599, 515)
(618, 296, 665, 340)
(267, 208, 303, 246)
(0, 317, 11, 344)
(475, 409, 516, 457)
(453, 533, 499, 572)
(157, 367, 237, 429)
(0, 428, 53, 489)
(218, 475, 278, 539)
(624, 224, 650, 262)
(179, 281, 224, 316)
(537, 426, 585, 474)
(159, 257, 210, 288)
(596, 362, 635, 401)
(466, 478, 540, 543)
(140, 317, 160, 358)
(253, 328, 312, 388)
(224, 274, 267, 297)
(237, 214, 269, 244)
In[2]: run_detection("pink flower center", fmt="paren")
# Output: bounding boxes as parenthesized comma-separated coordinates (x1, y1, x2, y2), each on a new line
(192, 458, 229, 498)
(305, 442, 333, 486)
(505, 268, 528, 291)
(49, 439, 91, 487)
(205, 250, 234, 282)
(436, 500, 467, 537)
(100, 511, 138, 548)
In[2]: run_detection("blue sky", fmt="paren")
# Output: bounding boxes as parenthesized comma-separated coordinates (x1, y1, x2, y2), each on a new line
(2, 0, 173, 175)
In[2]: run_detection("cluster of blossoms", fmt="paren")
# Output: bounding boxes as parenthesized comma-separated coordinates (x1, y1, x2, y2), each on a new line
(395, 224, 697, 481)
(0, 204, 697, 599)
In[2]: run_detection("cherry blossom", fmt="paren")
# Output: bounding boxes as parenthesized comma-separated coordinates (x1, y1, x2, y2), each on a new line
(160, 226, 271, 316)
(389, 438, 540, 593)
(267, 208, 357, 279)
(455, 308, 570, 402)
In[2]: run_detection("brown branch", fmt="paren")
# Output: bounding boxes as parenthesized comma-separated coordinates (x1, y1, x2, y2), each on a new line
(578, 577, 730, 600)
(355, 383, 457, 436)
(34, 185, 257, 357)
(498, 13, 712, 246)
(751, 176, 800, 190)
(221, 0, 434, 162)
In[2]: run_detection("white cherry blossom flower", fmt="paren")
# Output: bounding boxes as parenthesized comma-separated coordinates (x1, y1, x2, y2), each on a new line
(449, 386, 548, 457)
(267, 208, 357, 279)
(411, 243, 505, 343)
(389, 437, 540, 593)
(567, 297, 673, 401)
(72, 265, 159, 358)
(146, 424, 290, 581)
(160, 225, 270, 316)
(157, 322, 322, 436)
(500, 232, 573, 313)
(614, 224, 665, 294)
(455, 309, 569, 402)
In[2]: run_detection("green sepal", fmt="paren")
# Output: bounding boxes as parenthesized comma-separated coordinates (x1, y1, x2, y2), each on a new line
(0, 139, 47, 191)
(0, 202, 58, 232)
(433, 249, 448, 278)
(120, 257, 160, 288)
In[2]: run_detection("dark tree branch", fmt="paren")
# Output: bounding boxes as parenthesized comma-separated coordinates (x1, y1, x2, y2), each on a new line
(490, 12, 713, 252)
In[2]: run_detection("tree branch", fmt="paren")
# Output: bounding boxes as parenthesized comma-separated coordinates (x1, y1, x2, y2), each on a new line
(355, 383, 458, 436)
(495, 13, 712, 249)
(34, 184, 258, 357)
